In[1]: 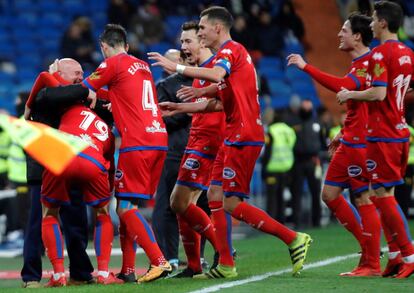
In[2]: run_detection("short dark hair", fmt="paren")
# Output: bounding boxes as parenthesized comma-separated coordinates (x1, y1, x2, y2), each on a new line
(348, 13, 373, 47)
(200, 6, 234, 30)
(99, 24, 127, 48)
(182, 20, 199, 32)
(374, 1, 403, 33)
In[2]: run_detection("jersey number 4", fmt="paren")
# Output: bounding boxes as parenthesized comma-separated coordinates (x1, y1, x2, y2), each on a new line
(393, 74, 411, 111)
(142, 79, 158, 117)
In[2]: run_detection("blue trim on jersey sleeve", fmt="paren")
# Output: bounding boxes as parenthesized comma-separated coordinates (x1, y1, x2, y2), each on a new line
(119, 146, 168, 153)
(85, 196, 112, 207)
(224, 191, 250, 199)
(210, 180, 223, 186)
(224, 140, 264, 146)
(340, 138, 366, 148)
(184, 149, 215, 160)
(82, 79, 96, 92)
(78, 153, 107, 172)
(219, 40, 232, 49)
(347, 73, 361, 90)
(366, 137, 409, 143)
(199, 54, 216, 68)
(115, 192, 152, 200)
(176, 180, 209, 191)
(324, 180, 349, 188)
(215, 61, 231, 75)
(371, 179, 404, 190)
(372, 81, 387, 87)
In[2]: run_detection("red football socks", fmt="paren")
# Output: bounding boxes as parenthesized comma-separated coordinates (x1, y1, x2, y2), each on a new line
(119, 220, 136, 274)
(177, 215, 201, 272)
(375, 196, 414, 257)
(326, 196, 364, 249)
(209, 200, 234, 266)
(181, 203, 219, 251)
(121, 209, 166, 266)
(94, 214, 113, 272)
(42, 216, 65, 273)
(231, 202, 296, 245)
(358, 204, 381, 269)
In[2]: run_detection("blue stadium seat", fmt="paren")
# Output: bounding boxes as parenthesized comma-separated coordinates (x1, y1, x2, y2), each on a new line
(13, 0, 38, 13)
(284, 41, 305, 55)
(258, 56, 284, 69)
(0, 43, 15, 60)
(268, 79, 292, 97)
(38, 12, 65, 28)
(260, 67, 285, 79)
(285, 66, 309, 81)
(37, 0, 63, 13)
(151, 66, 164, 83)
(146, 42, 174, 54)
(164, 15, 187, 42)
(270, 95, 291, 109)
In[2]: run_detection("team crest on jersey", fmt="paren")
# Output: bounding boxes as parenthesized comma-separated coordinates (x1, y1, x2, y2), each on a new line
(356, 68, 367, 77)
(145, 120, 167, 133)
(115, 169, 123, 180)
(372, 52, 383, 61)
(366, 159, 377, 172)
(348, 165, 362, 177)
(183, 158, 200, 170)
(223, 167, 236, 179)
(373, 63, 384, 77)
(89, 72, 101, 80)
(199, 80, 205, 86)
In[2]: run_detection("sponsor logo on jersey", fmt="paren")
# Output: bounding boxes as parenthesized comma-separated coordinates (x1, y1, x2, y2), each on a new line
(356, 68, 367, 77)
(89, 72, 101, 80)
(398, 56, 412, 66)
(146, 120, 167, 133)
(363, 61, 368, 66)
(395, 123, 408, 130)
(98, 62, 107, 69)
(372, 52, 383, 61)
(373, 63, 385, 77)
(223, 167, 236, 179)
(366, 159, 377, 172)
(79, 134, 98, 150)
(348, 165, 362, 177)
(183, 158, 200, 170)
(220, 49, 233, 55)
(115, 169, 123, 180)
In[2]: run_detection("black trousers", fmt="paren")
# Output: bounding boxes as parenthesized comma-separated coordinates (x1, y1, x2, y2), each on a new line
(21, 185, 93, 282)
(152, 156, 210, 261)
(395, 164, 414, 218)
(290, 158, 321, 228)
(265, 172, 289, 224)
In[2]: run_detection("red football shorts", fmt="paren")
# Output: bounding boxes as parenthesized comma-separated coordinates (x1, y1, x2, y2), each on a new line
(115, 149, 166, 200)
(324, 142, 369, 194)
(210, 145, 225, 186)
(222, 145, 262, 198)
(41, 153, 111, 208)
(367, 141, 408, 189)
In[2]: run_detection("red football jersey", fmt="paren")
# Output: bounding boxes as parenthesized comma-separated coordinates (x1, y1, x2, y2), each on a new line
(59, 104, 114, 170)
(366, 40, 413, 140)
(342, 52, 370, 144)
(214, 40, 264, 146)
(190, 54, 225, 146)
(83, 53, 167, 149)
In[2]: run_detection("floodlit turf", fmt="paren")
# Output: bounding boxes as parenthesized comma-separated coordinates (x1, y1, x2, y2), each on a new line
(1, 223, 413, 292)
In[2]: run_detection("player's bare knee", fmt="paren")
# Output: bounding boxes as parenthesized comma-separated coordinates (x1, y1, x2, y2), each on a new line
(321, 189, 335, 203)
(207, 185, 223, 202)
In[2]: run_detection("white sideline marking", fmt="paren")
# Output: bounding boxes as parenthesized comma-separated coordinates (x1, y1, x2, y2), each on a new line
(189, 253, 359, 293)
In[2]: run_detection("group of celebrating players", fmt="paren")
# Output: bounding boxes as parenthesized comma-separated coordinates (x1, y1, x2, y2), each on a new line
(23, 0, 414, 288)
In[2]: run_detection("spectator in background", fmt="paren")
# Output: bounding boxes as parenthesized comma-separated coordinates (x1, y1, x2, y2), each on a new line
(108, 0, 136, 30)
(262, 111, 296, 223)
(0, 112, 10, 189)
(231, 14, 255, 50)
(152, 50, 193, 270)
(254, 9, 284, 56)
(290, 99, 322, 228)
(129, 0, 164, 46)
(60, 17, 97, 72)
(277, 0, 306, 44)
(160, 49, 181, 80)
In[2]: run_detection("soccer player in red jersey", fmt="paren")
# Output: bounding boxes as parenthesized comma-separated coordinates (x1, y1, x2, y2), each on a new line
(288, 13, 383, 276)
(338, 1, 414, 278)
(149, 6, 312, 277)
(82, 24, 172, 282)
(164, 21, 232, 278)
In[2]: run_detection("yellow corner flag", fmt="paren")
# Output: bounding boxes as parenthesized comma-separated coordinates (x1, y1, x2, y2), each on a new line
(0, 114, 88, 175)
